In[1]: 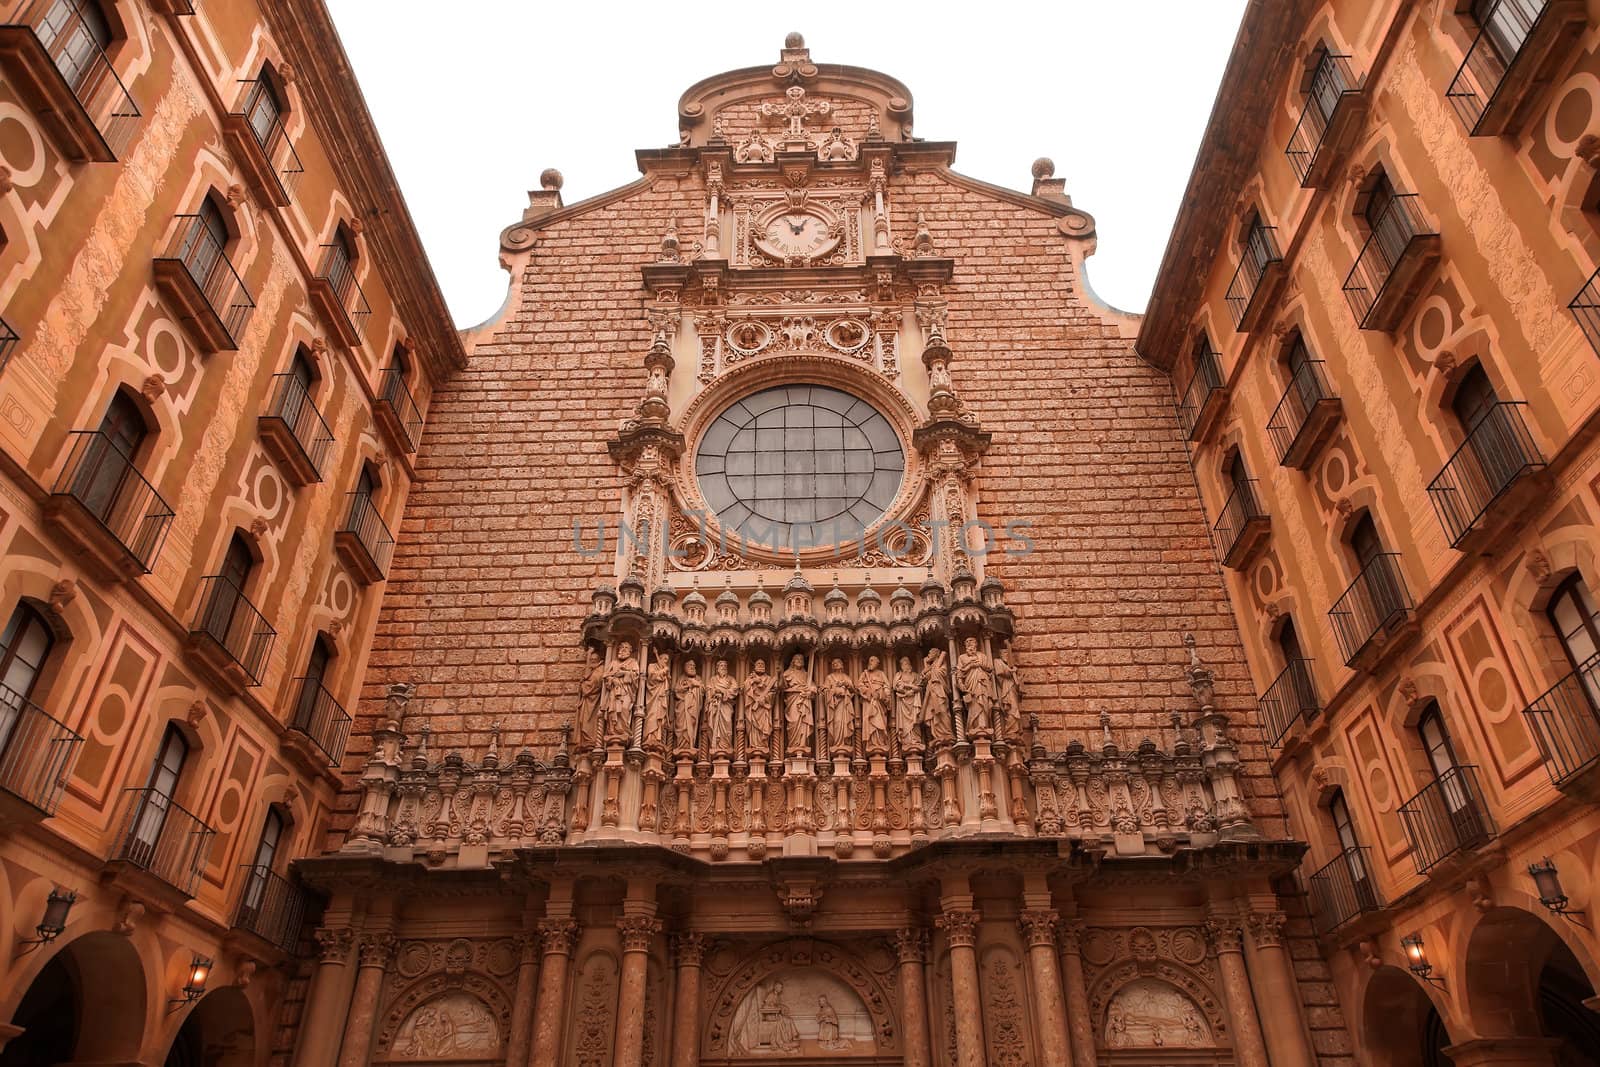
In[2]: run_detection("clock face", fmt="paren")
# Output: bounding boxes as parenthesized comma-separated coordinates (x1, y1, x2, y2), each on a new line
(759, 211, 838, 261)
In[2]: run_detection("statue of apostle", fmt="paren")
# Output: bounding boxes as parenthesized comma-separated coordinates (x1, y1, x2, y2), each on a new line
(822, 659, 856, 756)
(673, 659, 705, 755)
(922, 648, 952, 748)
(576, 647, 606, 749)
(956, 637, 996, 737)
(781, 653, 816, 756)
(643, 652, 671, 749)
(993, 642, 1023, 745)
(602, 641, 640, 742)
(857, 655, 892, 756)
(892, 655, 923, 755)
(743, 658, 778, 756)
(705, 659, 739, 756)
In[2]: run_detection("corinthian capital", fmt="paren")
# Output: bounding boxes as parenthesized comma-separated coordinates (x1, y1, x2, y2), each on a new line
(936, 909, 981, 949)
(1017, 910, 1059, 949)
(1246, 910, 1288, 949)
(537, 917, 579, 957)
(1203, 916, 1244, 955)
(358, 932, 397, 968)
(618, 915, 663, 953)
(315, 925, 354, 964)
(893, 927, 928, 963)
(672, 931, 709, 967)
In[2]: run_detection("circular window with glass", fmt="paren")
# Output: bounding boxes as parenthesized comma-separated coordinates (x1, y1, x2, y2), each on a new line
(694, 384, 905, 552)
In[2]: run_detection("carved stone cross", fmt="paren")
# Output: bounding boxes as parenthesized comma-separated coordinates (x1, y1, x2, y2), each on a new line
(759, 85, 832, 139)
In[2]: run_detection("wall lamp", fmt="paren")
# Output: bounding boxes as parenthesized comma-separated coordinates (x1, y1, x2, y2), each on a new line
(17, 887, 75, 950)
(1401, 932, 1444, 986)
(1529, 857, 1587, 924)
(169, 955, 213, 1008)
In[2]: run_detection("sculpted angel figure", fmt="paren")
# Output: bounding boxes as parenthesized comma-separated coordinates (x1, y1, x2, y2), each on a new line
(781, 653, 816, 755)
(673, 659, 705, 755)
(892, 655, 924, 754)
(602, 641, 640, 741)
(957, 636, 996, 736)
(576, 647, 606, 748)
(743, 658, 778, 755)
(993, 642, 1023, 744)
(857, 655, 891, 755)
(706, 659, 739, 755)
(642, 652, 671, 749)
(922, 648, 953, 747)
(822, 659, 856, 755)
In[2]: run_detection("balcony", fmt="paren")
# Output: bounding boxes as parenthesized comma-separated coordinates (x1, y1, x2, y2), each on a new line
(152, 215, 255, 353)
(1427, 402, 1545, 552)
(0, 0, 139, 162)
(185, 576, 275, 693)
(222, 79, 303, 207)
(1570, 266, 1600, 356)
(335, 492, 394, 585)
(0, 315, 16, 373)
(0, 682, 81, 821)
(375, 365, 423, 454)
(309, 245, 370, 348)
(44, 430, 174, 580)
(286, 676, 352, 767)
(1398, 765, 1496, 874)
(1329, 553, 1416, 671)
(1447, 0, 1585, 136)
(1286, 53, 1369, 187)
(1308, 846, 1384, 934)
(232, 865, 307, 954)
(1225, 227, 1285, 331)
(1267, 360, 1342, 469)
(1259, 659, 1321, 748)
(1343, 194, 1442, 332)
(1176, 346, 1226, 442)
(107, 787, 214, 899)
(1523, 653, 1600, 798)
(1211, 478, 1270, 569)
(258, 373, 332, 487)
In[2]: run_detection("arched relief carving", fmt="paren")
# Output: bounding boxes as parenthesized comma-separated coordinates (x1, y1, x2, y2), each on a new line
(1088, 958, 1229, 1050)
(373, 970, 510, 1061)
(702, 938, 899, 1058)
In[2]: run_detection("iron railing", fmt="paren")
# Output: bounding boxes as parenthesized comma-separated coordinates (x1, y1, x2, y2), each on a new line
(233, 864, 307, 953)
(1225, 225, 1283, 326)
(1286, 52, 1362, 184)
(50, 429, 174, 573)
(1176, 345, 1224, 440)
(1259, 659, 1320, 747)
(1427, 401, 1543, 547)
(1570, 266, 1600, 356)
(1308, 846, 1383, 933)
(1446, 0, 1552, 133)
(110, 786, 214, 897)
(230, 78, 303, 200)
(1212, 478, 1267, 565)
(315, 244, 370, 340)
(8, 0, 141, 156)
(0, 315, 16, 373)
(1267, 359, 1337, 462)
(1343, 194, 1436, 328)
(191, 575, 276, 686)
(289, 676, 352, 767)
(340, 492, 395, 578)
(378, 365, 423, 453)
(1329, 553, 1412, 667)
(262, 373, 332, 478)
(0, 682, 81, 815)
(1397, 765, 1496, 874)
(1523, 652, 1600, 787)
(161, 214, 255, 345)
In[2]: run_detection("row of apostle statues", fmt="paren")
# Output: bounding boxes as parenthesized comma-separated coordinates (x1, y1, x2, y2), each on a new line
(575, 636, 1023, 761)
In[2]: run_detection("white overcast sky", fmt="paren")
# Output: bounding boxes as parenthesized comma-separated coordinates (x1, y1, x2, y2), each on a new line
(325, 1, 1249, 329)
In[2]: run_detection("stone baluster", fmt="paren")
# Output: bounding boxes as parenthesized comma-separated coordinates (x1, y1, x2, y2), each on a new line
(1056, 919, 1098, 1067)
(1245, 909, 1317, 1067)
(530, 917, 579, 1065)
(295, 926, 355, 1067)
(936, 906, 986, 1067)
(1018, 910, 1074, 1067)
(669, 933, 708, 1067)
(615, 913, 663, 1067)
(1204, 915, 1270, 1067)
(336, 931, 396, 1067)
(894, 927, 932, 1067)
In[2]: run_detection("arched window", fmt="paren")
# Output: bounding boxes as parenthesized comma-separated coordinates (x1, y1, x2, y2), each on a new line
(1473, 0, 1540, 66)
(242, 71, 286, 148)
(39, 0, 112, 94)
(128, 724, 188, 866)
(391, 343, 411, 384)
(198, 532, 256, 650)
(1418, 702, 1461, 780)
(1226, 451, 1253, 502)
(1451, 363, 1499, 431)
(323, 224, 357, 299)
(1350, 513, 1385, 570)
(1548, 574, 1600, 674)
(1328, 787, 1378, 911)
(295, 633, 335, 723)
(177, 195, 231, 293)
(75, 389, 148, 519)
(0, 603, 54, 706)
(1241, 211, 1275, 275)
(1277, 616, 1305, 666)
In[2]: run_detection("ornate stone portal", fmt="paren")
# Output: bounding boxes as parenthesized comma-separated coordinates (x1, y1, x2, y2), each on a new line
(297, 34, 1331, 1067)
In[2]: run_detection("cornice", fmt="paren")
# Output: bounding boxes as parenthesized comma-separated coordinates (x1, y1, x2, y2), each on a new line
(936, 168, 1096, 233)
(500, 178, 655, 251)
(261, 0, 467, 379)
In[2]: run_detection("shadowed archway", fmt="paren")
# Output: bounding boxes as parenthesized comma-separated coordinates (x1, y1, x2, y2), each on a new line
(0, 930, 148, 1067)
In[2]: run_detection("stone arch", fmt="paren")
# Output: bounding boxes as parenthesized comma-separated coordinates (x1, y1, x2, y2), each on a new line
(0, 929, 149, 1066)
(163, 984, 255, 1067)
(373, 969, 511, 1061)
(1086, 958, 1229, 1050)
(1458, 903, 1600, 1046)
(1355, 963, 1455, 1067)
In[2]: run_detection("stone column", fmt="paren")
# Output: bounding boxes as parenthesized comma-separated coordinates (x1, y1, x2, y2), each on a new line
(503, 931, 542, 1067)
(1018, 911, 1074, 1067)
(614, 914, 663, 1067)
(336, 931, 396, 1067)
(1244, 910, 1317, 1067)
(1205, 916, 1270, 1067)
(669, 933, 708, 1067)
(936, 908, 986, 1067)
(295, 926, 354, 1067)
(894, 928, 932, 1067)
(530, 918, 578, 1065)
(1057, 919, 1098, 1067)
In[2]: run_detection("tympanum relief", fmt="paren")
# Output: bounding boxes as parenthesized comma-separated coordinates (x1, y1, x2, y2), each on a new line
(388, 994, 500, 1061)
(729, 971, 876, 1057)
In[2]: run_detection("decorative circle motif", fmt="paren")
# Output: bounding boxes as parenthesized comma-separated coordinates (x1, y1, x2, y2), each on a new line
(396, 941, 431, 978)
(694, 384, 904, 552)
(825, 318, 870, 355)
(726, 321, 772, 359)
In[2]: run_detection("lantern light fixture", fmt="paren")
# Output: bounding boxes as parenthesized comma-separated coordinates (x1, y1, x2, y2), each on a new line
(170, 955, 213, 1007)
(1401, 932, 1443, 986)
(1528, 857, 1587, 924)
(16, 887, 76, 951)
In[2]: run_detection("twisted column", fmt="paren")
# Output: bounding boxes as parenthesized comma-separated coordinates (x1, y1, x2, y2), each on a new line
(936, 908, 986, 1067)
(1018, 911, 1073, 1067)
(1205, 916, 1269, 1067)
(894, 928, 932, 1067)
(669, 933, 708, 1067)
(615, 914, 663, 1067)
(530, 918, 579, 1065)
(336, 932, 396, 1067)
(1245, 910, 1316, 1067)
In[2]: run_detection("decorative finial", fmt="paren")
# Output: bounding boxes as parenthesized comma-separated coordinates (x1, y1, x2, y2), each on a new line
(539, 168, 563, 191)
(785, 31, 805, 48)
(1031, 157, 1055, 181)
(486, 720, 501, 763)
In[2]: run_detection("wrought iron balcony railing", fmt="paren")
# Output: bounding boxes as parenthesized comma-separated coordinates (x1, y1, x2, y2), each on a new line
(1176, 345, 1224, 441)
(1266, 359, 1340, 467)
(190, 575, 276, 687)
(1225, 226, 1284, 329)
(259, 373, 332, 485)
(0, 0, 140, 161)
(49, 429, 174, 574)
(1259, 659, 1320, 748)
(1343, 194, 1440, 331)
(1523, 652, 1600, 788)
(1447, 0, 1583, 135)
(1329, 553, 1413, 667)
(227, 78, 303, 205)
(336, 492, 395, 584)
(377, 365, 424, 454)
(1286, 52, 1364, 186)
(153, 214, 255, 351)
(1397, 765, 1496, 874)
(289, 676, 352, 767)
(1570, 266, 1600, 357)
(313, 244, 370, 346)
(1308, 846, 1384, 933)
(233, 864, 308, 953)
(1211, 478, 1269, 568)
(1427, 401, 1544, 548)
(109, 787, 214, 897)
(0, 681, 81, 816)
(0, 315, 16, 373)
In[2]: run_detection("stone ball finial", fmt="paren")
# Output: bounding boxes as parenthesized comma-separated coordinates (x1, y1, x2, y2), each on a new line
(785, 32, 805, 48)
(1031, 157, 1056, 180)
(539, 168, 563, 191)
